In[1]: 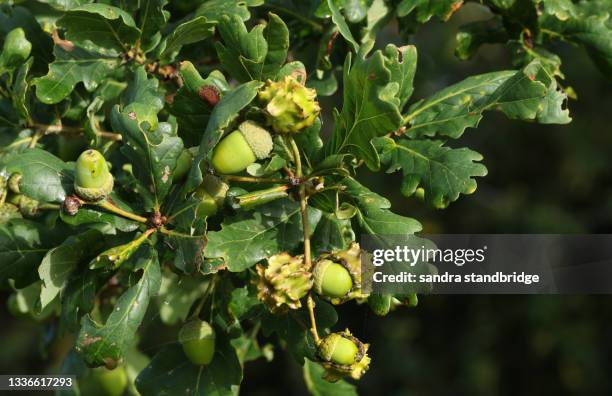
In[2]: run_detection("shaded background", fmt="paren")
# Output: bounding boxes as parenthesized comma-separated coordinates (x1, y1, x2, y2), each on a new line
(2, 3, 612, 395)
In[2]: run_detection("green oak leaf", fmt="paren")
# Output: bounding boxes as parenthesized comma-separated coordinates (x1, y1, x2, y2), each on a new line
(12, 57, 33, 123)
(61, 270, 98, 332)
(36, 0, 92, 11)
(0, 219, 65, 288)
(406, 61, 571, 139)
(138, 0, 168, 52)
(135, 340, 242, 396)
(160, 16, 215, 61)
(303, 359, 357, 396)
(1, 148, 73, 203)
(112, 71, 183, 211)
(455, 17, 507, 61)
(157, 271, 210, 325)
(327, 44, 416, 170)
(33, 46, 120, 104)
(215, 13, 289, 83)
(397, 0, 463, 22)
(375, 137, 488, 208)
(169, 68, 228, 147)
(0, 6, 54, 72)
(195, 0, 264, 23)
(326, 0, 360, 52)
(342, 177, 422, 235)
(204, 199, 322, 272)
(39, 229, 103, 309)
(57, 3, 140, 56)
(89, 230, 153, 270)
(311, 212, 354, 255)
(76, 246, 161, 368)
(121, 67, 164, 112)
(539, 0, 612, 78)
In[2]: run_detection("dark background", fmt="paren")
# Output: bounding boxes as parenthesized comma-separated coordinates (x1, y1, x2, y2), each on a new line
(2, 3, 612, 395)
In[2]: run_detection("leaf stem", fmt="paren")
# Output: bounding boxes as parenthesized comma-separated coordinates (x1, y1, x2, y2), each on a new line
(30, 123, 122, 141)
(159, 226, 203, 238)
(96, 199, 149, 223)
(222, 175, 290, 184)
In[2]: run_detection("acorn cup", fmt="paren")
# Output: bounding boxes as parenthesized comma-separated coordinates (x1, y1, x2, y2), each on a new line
(317, 330, 371, 382)
(255, 252, 313, 313)
(0, 28, 32, 71)
(312, 243, 366, 304)
(258, 75, 321, 133)
(179, 319, 216, 366)
(74, 149, 114, 202)
(211, 121, 273, 174)
(7, 173, 21, 194)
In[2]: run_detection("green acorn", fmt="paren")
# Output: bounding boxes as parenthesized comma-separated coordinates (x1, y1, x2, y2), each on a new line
(74, 149, 114, 202)
(89, 366, 128, 396)
(313, 243, 365, 304)
(211, 121, 273, 174)
(256, 252, 313, 313)
(0, 203, 21, 224)
(179, 320, 216, 366)
(258, 76, 321, 133)
(0, 28, 32, 71)
(317, 330, 371, 382)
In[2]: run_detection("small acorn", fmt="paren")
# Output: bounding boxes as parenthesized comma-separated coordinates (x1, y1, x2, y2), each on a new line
(256, 252, 313, 313)
(312, 243, 365, 304)
(179, 319, 216, 366)
(74, 149, 114, 202)
(258, 75, 321, 133)
(193, 185, 218, 217)
(211, 121, 273, 174)
(0, 28, 32, 71)
(91, 366, 128, 396)
(192, 174, 229, 217)
(367, 294, 392, 316)
(317, 330, 371, 382)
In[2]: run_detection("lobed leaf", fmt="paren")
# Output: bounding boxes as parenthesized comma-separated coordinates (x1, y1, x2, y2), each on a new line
(76, 246, 161, 368)
(375, 137, 488, 208)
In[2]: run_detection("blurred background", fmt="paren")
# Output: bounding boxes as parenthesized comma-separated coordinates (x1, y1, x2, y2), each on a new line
(2, 3, 612, 395)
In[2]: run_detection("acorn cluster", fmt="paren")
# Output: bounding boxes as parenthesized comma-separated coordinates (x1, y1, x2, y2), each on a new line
(253, 242, 374, 381)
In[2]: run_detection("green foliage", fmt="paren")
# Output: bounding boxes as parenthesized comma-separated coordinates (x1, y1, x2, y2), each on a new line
(0, 0, 599, 394)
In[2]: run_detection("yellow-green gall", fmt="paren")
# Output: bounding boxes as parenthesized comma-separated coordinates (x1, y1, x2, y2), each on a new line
(258, 76, 320, 133)
(74, 149, 114, 201)
(179, 320, 216, 366)
(256, 253, 313, 313)
(211, 121, 273, 174)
